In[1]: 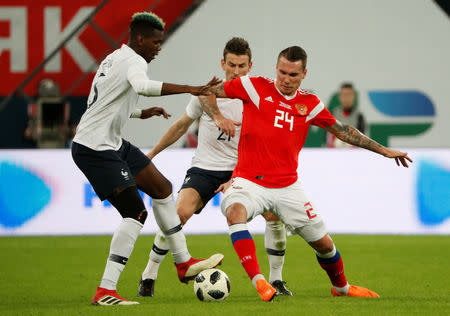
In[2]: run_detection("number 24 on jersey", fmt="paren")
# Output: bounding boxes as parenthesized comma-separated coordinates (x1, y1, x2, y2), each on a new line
(274, 110, 294, 131)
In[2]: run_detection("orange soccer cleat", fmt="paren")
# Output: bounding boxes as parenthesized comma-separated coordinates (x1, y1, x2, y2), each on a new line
(332, 284, 380, 298)
(256, 279, 276, 302)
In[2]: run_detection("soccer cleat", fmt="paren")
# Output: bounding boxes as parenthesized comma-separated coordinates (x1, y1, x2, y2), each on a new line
(175, 253, 224, 283)
(91, 287, 139, 305)
(137, 278, 155, 297)
(256, 279, 276, 302)
(271, 280, 293, 296)
(331, 284, 380, 298)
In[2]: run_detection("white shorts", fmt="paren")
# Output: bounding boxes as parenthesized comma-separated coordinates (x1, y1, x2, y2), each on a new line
(221, 177, 328, 242)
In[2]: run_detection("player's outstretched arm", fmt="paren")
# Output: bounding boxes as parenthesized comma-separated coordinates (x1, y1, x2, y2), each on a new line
(161, 77, 222, 96)
(198, 92, 240, 138)
(130, 107, 171, 119)
(325, 120, 413, 168)
(147, 112, 195, 159)
(128, 69, 221, 97)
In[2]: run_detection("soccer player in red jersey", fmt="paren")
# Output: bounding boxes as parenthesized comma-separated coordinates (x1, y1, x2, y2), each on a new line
(200, 46, 412, 301)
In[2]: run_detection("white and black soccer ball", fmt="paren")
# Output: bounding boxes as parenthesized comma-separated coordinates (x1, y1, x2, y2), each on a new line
(193, 268, 230, 302)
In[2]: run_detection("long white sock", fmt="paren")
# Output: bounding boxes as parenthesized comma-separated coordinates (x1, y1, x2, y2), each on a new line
(100, 217, 143, 290)
(265, 220, 286, 283)
(142, 229, 169, 280)
(152, 194, 190, 263)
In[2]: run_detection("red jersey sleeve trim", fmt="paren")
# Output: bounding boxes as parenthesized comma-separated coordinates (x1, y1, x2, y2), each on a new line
(241, 76, 260, 108)
(305, 101, 325, 122)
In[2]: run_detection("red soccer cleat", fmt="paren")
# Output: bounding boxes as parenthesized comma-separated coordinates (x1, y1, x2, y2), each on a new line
(91, 287, 139, 306)
(256, 279, 276, 302)
(175, 253, 224, 283)
(331, 284, 380, 298)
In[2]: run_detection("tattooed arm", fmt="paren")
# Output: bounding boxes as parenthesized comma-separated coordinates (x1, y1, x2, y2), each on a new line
(198, 82, 240, 138)
(325, 120, 413, 167)
(207, 82, 228, 98)
(198, 83, 224, 124)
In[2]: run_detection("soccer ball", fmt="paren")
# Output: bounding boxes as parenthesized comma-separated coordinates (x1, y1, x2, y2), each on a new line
(193, 268, 230, 302)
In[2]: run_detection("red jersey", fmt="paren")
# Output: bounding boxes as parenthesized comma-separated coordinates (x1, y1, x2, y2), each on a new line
(224, 76, 336, 188)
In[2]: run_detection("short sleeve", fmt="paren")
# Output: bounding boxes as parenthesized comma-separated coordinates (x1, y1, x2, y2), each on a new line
(304, 95, 336, 128)
(223, 77, 252, 104)
(185, 96, 203, 119)
(311, 106, 337, 128)
(126, 56, 148, 82)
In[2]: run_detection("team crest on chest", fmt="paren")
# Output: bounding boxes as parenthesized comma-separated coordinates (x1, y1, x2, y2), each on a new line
(295, 104, 308, 115)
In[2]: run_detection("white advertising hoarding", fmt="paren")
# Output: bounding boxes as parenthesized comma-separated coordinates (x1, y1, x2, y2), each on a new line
(0, 148, 449, 235)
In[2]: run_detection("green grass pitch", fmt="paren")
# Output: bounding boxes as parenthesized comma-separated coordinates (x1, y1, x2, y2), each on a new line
(1, 234, 449, 315)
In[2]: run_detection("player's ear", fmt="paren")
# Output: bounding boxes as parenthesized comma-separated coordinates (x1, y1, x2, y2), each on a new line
(221, 59, 226, 71)
(248, 61, 253, 71)
(302, 68, 307, 79)
(136, 34, 145, 46)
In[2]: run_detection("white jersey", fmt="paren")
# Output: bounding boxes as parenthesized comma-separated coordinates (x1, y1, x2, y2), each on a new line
(73, 44, 158, 151)
(186, 96, 243, 171)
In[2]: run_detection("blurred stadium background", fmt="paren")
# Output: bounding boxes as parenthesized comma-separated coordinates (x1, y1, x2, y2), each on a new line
(1, 0, 448, 235)
(0, 0, 449, 314)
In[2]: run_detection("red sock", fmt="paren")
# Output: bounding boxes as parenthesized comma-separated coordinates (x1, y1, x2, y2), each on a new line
(317, 251, 348, 287)
(233, 238, 261, 280)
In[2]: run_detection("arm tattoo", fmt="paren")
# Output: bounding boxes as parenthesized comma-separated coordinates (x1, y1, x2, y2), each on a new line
(331, 121, 386, 155)
(209, 82, 226, 97)
(198, 95, 221, 120)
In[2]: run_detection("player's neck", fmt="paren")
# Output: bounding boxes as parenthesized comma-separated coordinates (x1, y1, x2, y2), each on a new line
(127, 42, 142, 58)
(274, 81, 297, 100)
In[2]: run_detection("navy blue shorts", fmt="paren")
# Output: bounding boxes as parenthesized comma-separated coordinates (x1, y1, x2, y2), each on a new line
(71, 140, 150, 200)
(180, 167, 233, 214)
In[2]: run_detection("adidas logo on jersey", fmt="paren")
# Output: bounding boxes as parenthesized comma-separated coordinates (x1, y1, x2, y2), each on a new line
(265, 96, 273, 102)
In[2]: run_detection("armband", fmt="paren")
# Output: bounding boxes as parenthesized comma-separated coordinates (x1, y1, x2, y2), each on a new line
(145, 80, 163, 96)
(130, 109, 142, 118)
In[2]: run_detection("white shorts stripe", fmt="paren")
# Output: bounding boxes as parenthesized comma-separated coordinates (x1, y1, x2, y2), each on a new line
(241, 76, 260, 108)
(305, 101, 325, 122)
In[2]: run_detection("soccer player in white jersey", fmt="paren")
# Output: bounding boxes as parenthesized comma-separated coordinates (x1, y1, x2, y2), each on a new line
(136, 38, 292, 297)
(200, 46, 412, 301)
(71, 12, 227, 306)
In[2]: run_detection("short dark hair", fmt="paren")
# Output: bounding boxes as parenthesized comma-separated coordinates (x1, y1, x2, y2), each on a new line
(278, 46, 307, 69)
(340, 82, 354, 90)
(223, 37, 252, 62)
(129, 12, 165, 39)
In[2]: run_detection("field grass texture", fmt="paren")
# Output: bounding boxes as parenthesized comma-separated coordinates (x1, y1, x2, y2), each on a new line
(1, 234, 449, 315)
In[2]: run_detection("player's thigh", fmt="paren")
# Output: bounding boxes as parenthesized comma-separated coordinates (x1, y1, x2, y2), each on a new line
(180, 167, 232, 214)
(117, 140, 170, 198)
(176, 188, 203, 223)
(134, 162, 172, 199)
(274, 181, 328, 243)
(221, 177, 269, 222)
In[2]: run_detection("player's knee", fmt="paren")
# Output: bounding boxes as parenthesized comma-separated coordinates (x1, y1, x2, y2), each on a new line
(151, 178, 173, 200)
(262, 211, 279, 222)
(177, 207, 194, 225)
(108, 186, 147, 223)
(226, 203, 247, 225)
(311, 234, 334, 254)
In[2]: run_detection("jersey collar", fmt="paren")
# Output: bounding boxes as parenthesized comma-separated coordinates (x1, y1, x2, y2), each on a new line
(273, 80, 298, 101)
